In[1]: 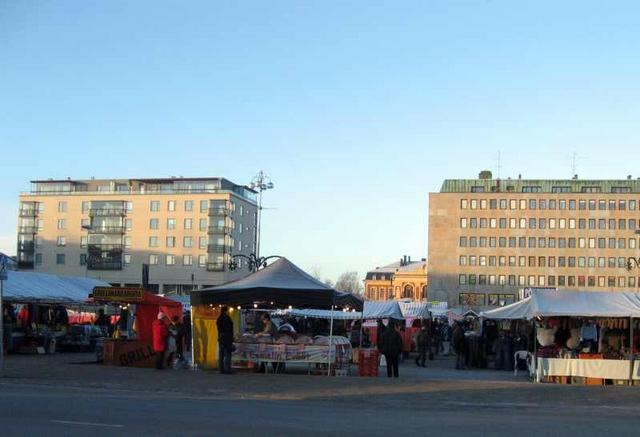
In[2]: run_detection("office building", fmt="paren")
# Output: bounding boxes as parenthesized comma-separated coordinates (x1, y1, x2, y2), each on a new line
(364, 256, 427, 301)
(16, 177, 258, 292)
(428, 171, 640, 307)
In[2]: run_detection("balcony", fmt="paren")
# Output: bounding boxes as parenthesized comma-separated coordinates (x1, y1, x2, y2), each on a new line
(208, 207, 231, 216)
(208, 225, 234, 234)
(207, 243, 233, 253)
(18, 226, 37, 234)
(206, 262, 225, 272)
(19, 209, 38, 217)
(89, 208, 127, 217)
(87, 260, 123, 270)
(88, 243, 123, 252)
(87, 225, 126, 234)
(17, 258, 35, 269)
(18, 241, 35, 253)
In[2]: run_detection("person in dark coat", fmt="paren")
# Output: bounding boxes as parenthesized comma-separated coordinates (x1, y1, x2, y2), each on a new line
(376, 320, 386, 350)
(216, 306, 234, 374)
(415, 324, 430, 367)
(379, 321, 403, 378)
(452, 321, 466, 370)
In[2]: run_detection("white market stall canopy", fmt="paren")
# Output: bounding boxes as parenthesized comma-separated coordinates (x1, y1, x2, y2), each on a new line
(275, 300, 404, 320)
(399, 302, 431, 319)
(1, 271, 110, 304)
(481, 290, 640, 320)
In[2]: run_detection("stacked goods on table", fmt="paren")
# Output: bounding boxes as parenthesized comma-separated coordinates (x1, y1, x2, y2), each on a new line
(358, 349, 380, 377)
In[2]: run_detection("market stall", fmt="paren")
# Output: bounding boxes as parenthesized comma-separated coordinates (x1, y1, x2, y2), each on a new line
(481, 290, 640, 384)
(189, 258, 363, 373)
(277, 301, 406, 376)
(90, 287, 182, 367)
(2, 271, 109, 354)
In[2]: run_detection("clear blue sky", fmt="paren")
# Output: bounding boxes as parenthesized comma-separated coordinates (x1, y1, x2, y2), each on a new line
(2, 1, 640, 280)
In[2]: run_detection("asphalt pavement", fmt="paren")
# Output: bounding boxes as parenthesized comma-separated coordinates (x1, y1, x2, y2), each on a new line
(3, 353, 640, 436)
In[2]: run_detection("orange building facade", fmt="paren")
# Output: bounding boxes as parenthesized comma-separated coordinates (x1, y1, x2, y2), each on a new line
(364, 256, 428, 302)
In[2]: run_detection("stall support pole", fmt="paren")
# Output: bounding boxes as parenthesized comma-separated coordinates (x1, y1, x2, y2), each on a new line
(358, 311, 364, 349)
(190, 309, 196, 369)
(0, 279, 4, 375)
(629, 317, 634, 385)
(327, 305, 335, 376)
(533, 322, 538, 383)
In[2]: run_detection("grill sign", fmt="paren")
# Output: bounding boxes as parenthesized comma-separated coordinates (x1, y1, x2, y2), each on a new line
(92, 287, 145, 302)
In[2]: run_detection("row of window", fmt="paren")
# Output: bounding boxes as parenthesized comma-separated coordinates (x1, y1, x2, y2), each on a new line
(461, 198, 638, 211)
(460, 254, 631, 269)
(459, 236, 638, 250)
(23, 200, 252, 216)
(21, 218, 247, 233)
(461, 217, 640, 231)
(366, 284, 428, 300)
(459, 293, 516, 307)
(458, 273, 640, 288)
(459, 293, 517, 307)
(48, 235, 248, 251)
(40, 253, 212, 267)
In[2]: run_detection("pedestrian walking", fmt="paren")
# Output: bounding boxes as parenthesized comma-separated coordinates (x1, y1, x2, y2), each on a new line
(152, 312, 169, 370)
(441, 322, 452, 356)
(165, 316, 178, 368)
(173, 316, 186, 360)
(415, 324, 430, 367)
(216, 306, 234, 374)
(379, 321, 403, 378)
(452, 321, 466, 370)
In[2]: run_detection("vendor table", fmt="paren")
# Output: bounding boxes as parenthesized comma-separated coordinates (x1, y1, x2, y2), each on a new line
(102, 339, 156, 368)
(536, 358, 632, 381)
(232, 342, 351, 374)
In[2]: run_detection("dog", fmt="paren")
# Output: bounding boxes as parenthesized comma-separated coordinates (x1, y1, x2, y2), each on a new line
(513, 351, 534, 377)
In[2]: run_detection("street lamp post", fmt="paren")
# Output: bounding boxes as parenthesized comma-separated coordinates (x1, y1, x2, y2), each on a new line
(229, 253, 281, 273)
(247, 171, 274, 259)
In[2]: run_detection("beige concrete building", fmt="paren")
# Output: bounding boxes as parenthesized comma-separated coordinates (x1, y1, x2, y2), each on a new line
(428, 172, 640, 307)
(17, 177, 258, 292)
(364, 256, 427, 302)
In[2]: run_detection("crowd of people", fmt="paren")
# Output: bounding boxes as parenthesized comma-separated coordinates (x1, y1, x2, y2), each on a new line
(374, 318, 463, 378)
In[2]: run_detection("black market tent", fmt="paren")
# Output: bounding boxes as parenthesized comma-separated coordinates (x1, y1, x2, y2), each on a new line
(190, 258, 363, 311)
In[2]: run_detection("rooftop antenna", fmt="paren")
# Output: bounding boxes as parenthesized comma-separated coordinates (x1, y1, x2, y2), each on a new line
(497, 150, 502, 179)
(571, 152, 585, 177)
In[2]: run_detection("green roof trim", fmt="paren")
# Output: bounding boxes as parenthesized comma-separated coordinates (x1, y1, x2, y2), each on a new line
(440, 179, 640, 193)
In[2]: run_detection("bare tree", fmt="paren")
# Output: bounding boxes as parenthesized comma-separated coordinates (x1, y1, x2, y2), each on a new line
(334, 271, 363, 295)
(310, 264, 334, 287)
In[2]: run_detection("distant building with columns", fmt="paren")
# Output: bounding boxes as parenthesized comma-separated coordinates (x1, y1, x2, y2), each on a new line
(364, 256, 427, 301)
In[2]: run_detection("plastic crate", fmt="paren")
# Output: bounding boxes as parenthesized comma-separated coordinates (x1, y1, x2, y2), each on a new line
(358, 349, 380, 377)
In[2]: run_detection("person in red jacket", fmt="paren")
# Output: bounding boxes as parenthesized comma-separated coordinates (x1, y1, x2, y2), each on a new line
(152, 312, 169, 370)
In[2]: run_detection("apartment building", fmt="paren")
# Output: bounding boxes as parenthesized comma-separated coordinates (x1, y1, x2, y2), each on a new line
(428, 171, 640, 307)
(364, 256, 427, 302)
(16, 177, 258, 292)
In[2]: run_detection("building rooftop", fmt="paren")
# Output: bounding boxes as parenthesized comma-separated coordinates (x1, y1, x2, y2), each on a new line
(365, 257, 426, 280)
(440, 171, 640, 194)
(24, 176, 258, 203)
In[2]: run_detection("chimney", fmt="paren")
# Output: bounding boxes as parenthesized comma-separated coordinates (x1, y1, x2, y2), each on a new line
(400, 257, 404, 266)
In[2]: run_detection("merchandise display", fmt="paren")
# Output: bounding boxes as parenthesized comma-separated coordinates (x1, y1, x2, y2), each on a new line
(481, 290, 640, 385)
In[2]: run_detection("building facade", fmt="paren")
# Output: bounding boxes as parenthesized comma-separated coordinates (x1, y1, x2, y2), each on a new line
(428, 172, 640, 307)
(17, 177, 258, 292)
(364, 256, 427, 302)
